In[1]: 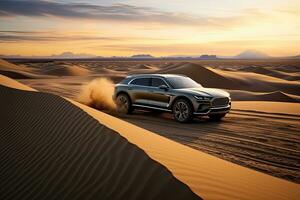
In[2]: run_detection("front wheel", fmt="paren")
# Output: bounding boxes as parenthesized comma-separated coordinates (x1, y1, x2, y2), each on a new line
(173, 99, 193, 123)
(208, 113, 226, 121)
(116, 93, 133, 114)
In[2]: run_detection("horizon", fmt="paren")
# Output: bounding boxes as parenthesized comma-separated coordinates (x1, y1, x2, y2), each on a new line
(0, 50, 298, 58)
(0, 0, 300, 56)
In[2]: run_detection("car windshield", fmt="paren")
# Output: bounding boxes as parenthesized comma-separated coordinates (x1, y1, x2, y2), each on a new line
(166, 76, 201, 89)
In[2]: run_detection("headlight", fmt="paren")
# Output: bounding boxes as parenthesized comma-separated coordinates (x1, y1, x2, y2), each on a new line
(194, 96, 211, 100)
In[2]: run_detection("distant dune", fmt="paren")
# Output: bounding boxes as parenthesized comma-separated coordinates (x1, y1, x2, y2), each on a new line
(239, 66, 300, 81)
(41, 63, 91, 76)
(0, 59, 93, 78)
(0, 59, 28, 71)
(1, 59, 300, 102)
(0, 59, 43, 79)
(157, 62, 238, 89)
(209, 66, 300, 96)
(273, 65, 300, 73)
(156, 62, 300, 99)
(229, 90, 300, 103)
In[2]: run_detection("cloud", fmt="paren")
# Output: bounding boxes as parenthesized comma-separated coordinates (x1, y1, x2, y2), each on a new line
(0, 0, 264, 27)
(277, 7, 300, 16)
(0, 31, 121, 42)
(0, 0, 187, 22)
(0, 30, 170, 42)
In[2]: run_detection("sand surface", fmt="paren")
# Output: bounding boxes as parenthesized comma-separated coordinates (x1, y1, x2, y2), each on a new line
(0, 81, 200, 200)
(1, 59, 300, 183)
(232, 101, 300, 115)
(120, 108, 300, 184)
(1, 59, 300, 198)
(6, 59, 298, 103)
(1, 76, 300, 200)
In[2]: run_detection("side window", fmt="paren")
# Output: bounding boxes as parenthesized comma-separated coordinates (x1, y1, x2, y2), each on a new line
(151, 78, 166, 87)
(130, 78, 150, 86)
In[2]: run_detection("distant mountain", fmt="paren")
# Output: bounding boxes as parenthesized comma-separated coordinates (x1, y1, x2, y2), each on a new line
(131, 54, 154, 58)
(0, 54, 22, 59)
(281, 55, 300, 59)
(199, 55, 218, 60)
(234, 50, 270, 59)
(0, 52, 97, 59)
(50, 52, 96, 59)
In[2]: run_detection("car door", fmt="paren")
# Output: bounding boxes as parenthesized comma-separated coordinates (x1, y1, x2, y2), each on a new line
(129, 77, 151, 105)
(148, 78, 171, 108)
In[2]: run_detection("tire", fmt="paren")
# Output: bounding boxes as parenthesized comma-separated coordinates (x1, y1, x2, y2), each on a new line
(172, 99, 193, 123)
(209, 113, 226, 121)
(116, 93, 133, 114)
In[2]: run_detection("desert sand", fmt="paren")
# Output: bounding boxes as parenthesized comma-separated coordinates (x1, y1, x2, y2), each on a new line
(7, 59, 299, 103)
(1, 74, 300, 200)
(0, 77, 200, 200)
(1, 59, 300, 199)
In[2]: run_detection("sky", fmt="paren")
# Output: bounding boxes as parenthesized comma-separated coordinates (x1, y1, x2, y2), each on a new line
(0, 0, 299, 57)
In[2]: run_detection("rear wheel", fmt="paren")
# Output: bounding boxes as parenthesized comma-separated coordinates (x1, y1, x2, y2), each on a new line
(209, 113, 226, 121)
(173, 99, 193, 123)
(116, 93, 133, 114)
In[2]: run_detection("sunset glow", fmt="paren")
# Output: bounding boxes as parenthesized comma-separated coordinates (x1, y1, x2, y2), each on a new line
(0, 0, 299, 57)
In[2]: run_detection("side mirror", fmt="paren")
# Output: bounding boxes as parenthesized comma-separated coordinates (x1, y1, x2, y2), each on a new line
(158, 85, 168, 90)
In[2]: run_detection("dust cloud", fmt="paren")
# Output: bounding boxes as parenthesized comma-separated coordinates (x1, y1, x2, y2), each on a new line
(78, 78, 116, 111)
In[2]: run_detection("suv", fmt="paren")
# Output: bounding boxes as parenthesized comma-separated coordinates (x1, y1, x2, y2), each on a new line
(114, 74, 231, 122)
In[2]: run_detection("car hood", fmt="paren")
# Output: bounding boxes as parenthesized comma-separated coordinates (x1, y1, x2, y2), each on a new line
(176, 87, 230, 98)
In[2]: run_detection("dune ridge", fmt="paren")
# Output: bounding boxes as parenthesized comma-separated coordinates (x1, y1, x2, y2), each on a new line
(240, 66, 300, 81)
(0, 59, 92, 78)
(0, 59, 42, 79)
(210, 67, 300, 96)
(229, 90, 300, 102)
(157, 62, 238, 89)
(0, 83, 201, 200)
(156, 62, 300, 98)
(0, 59, 28, 71)
(41, 64, 91, 76)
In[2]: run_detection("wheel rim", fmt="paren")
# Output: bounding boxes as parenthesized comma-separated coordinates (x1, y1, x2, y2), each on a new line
(117, 95, 129, 113)
(174, 102, 189, 121)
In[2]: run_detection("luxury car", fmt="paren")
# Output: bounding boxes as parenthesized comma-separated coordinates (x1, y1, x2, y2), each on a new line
(113, 74, 231, 122)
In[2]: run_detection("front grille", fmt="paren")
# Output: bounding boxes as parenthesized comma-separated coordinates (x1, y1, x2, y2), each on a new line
(212, 97, 229, 107)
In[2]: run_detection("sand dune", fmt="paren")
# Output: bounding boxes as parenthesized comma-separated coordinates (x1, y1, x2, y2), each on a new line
(41, 64, 91, 76)
(0, 59, 28, 72)
(0, 59, 41, 79)
(2, 59, 299, 103)
(273, 65, 300, 73)
(0, 82, 200, 200)
(229, 90, 300, 102)
(157, 62, 238, 89)
(239, 66, 300, 81)
(0, 69, 36, 79)
(209, 67, 300, 96)
(73, 94, 300, 200)
(1, 76, 300, 199)
(0, 75, 36, 91)
(157, 62, 300, 98)
(0, 59, 90, 79)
